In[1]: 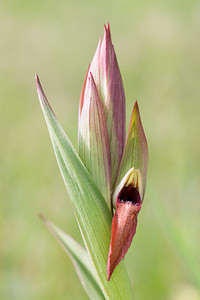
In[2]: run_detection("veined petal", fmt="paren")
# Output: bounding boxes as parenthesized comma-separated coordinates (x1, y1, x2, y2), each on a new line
(115, 101, 148, 201)
(79, 73, 111, 209)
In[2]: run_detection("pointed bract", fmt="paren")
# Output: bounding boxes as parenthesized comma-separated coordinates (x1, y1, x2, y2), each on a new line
(105, 46, 126, 187)
(88, 23, 126, 188)
(115, 101, 148, 201)
(79, 73, 111, 208)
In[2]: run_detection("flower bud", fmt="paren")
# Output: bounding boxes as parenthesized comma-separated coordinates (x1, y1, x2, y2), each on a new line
(89, 23, 126, 188)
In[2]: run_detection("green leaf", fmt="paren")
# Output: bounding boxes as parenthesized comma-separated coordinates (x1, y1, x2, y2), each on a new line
(39, 214, 104, 300)
(36, 75, 132, 300)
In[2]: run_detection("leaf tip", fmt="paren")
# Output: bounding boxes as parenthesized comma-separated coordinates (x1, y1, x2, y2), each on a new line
(35, 75, 56, 118)
(35, 73, 42, 92)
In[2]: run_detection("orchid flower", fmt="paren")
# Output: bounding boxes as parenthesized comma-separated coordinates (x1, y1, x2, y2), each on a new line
(36, 23, 148, 299)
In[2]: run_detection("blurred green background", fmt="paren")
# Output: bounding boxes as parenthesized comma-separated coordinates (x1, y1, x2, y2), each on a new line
(1, 0, 200, 299)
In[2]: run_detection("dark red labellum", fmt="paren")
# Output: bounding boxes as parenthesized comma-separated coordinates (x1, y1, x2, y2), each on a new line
(107, 185, 141, 280)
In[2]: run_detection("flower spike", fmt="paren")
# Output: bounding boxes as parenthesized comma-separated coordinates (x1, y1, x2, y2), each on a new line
(37, 24, 148, 289)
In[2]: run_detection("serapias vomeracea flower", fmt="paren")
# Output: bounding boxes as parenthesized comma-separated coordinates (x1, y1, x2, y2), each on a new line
(78, 23, 148, 281)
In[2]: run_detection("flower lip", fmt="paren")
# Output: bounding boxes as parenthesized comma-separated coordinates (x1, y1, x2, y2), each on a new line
(112, 167, 142, 210)
(107, 184, 141, 281)
(117, 184, 141, 207)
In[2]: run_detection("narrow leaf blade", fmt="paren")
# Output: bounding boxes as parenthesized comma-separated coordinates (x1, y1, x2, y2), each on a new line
(40, 214, 104, 300)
